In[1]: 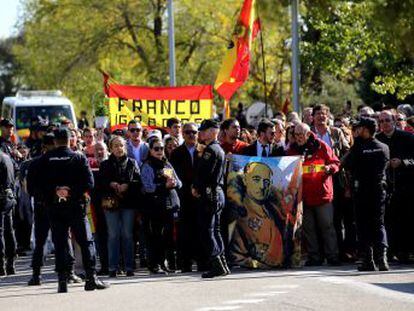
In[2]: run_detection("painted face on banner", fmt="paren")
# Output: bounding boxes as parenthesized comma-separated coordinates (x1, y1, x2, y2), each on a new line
(243, 162, 273, 202)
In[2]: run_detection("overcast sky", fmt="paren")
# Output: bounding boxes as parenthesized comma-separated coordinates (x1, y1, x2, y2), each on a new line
(0, 0, 20, 39)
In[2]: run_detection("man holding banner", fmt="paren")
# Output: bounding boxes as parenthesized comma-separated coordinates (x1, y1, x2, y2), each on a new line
(288, 123, 341, 266)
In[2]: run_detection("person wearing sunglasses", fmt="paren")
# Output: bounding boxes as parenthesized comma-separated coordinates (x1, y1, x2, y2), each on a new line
(141, 138, 182, 274)
(170, 123, 204, 272)
(241, 119, 285, 157)
(126, 120, 149, 166)
(395, 112, 414, 134)
(376, 110, 414, 264)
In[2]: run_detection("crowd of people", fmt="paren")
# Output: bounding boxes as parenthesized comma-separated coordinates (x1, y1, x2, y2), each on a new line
(0, 102, 413, 293)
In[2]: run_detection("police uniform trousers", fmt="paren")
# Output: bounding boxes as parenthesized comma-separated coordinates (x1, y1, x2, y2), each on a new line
(31, 201, 75, 272)
(198, 188, 225, 260)
(354, 186, 388, 254)
(48, 204, 96, 277)
(0, 208, 17, 265)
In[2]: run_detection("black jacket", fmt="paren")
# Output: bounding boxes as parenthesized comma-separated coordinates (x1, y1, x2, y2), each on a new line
(193, 140, 225, 193)
(342, 137, 389, 191)
(376, 129, 414, 192)
(0, 151, 16, 212)
(141, 156, 181, 214)
(99, 154, 141, 209)
(241, 140, 285, 157)
(169, 143, 199, 199)
(37, 146, 94, 207)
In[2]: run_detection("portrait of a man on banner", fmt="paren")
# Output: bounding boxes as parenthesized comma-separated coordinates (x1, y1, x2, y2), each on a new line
(226, 155, 303, 269)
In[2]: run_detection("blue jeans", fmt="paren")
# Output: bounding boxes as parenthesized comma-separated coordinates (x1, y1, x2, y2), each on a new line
(104, 209, 135, 272)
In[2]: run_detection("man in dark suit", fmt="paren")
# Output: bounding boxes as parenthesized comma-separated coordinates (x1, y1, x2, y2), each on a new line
(376, 110, 414, 263)
(170, 122, 203, 272)
(242, 119, 285, 157)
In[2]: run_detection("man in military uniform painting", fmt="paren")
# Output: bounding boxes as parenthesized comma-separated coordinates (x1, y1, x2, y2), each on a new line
(192, 119, 230, 278)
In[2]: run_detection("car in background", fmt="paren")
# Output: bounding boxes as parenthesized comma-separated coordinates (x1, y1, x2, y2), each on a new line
(1, 90, 77, 139)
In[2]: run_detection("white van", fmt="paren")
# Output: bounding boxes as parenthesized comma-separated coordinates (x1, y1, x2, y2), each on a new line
(1, 90, 77, 138)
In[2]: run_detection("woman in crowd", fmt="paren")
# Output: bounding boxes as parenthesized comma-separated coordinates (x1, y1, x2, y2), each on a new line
(99, 136, 141, 277)
(273, 119, 286, 147)
(82, 128, 96, 158)
(164, 136, 179, 160)
(285, 123, 296, 150)
(141, 138, 182, 274)
(69, 128, 83, 152)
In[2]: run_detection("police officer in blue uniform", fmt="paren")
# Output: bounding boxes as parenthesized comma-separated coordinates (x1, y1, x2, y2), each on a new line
(26, 133, 81, 286)
(37, 128, 108, 292)
(192, 119, 230, 278)
(343, 118, 390, 271)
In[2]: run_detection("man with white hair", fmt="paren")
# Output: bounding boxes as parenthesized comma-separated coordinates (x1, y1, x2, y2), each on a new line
(359, 106, 375, 118)
(376, 110, 414, 263)
(287, 122, 340, 266)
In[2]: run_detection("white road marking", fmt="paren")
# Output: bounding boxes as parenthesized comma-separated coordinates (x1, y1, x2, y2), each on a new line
(248, 291, 288, 297)
(224, 299, 265, 304)
(263, 284, 299, 289)
(197, 307, 242, 311)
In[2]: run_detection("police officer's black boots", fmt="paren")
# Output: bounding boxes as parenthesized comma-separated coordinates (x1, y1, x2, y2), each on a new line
(84, 274, 109, 291)
(202, 256, 227, 279)
(58, 274, 68, 293)
(376, 247, 390, 272)
(358, 247, 376, 272)
(220, 255, 231, 275)
(28, 268, 41, 286)
(5, 257, 16, 275)
(0, 258, 5, 276)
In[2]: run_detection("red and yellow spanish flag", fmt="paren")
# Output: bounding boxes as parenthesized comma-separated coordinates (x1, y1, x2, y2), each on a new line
(214, 0, 260, 102)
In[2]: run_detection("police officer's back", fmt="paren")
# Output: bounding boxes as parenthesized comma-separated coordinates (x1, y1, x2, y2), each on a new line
(343, 118, 390, 271)
(38, 128, 107, 293)
(192, 119, 230, 278)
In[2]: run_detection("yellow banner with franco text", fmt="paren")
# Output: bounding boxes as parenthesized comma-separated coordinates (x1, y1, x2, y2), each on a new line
(106, 85, 213, 128)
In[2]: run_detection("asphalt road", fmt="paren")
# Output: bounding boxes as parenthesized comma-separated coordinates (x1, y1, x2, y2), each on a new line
(0, 256, 413, 311)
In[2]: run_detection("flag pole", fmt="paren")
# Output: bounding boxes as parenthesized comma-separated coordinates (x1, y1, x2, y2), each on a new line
(291, 0, 301, 115)
(223, 100, 230, 120)
(257, 8, 268, 118)
(168, 0, 176, 86)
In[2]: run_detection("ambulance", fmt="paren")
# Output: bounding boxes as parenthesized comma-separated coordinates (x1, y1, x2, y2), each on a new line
(1, 90, 77, 139)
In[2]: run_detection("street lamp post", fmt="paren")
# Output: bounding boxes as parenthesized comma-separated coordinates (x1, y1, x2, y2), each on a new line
(168, 0, 177, 87)
(291, 0, 301, 115)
